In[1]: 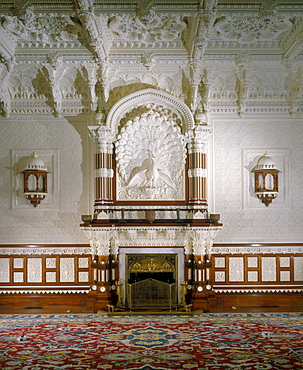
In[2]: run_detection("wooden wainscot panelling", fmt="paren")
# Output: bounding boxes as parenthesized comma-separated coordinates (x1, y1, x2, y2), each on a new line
(211, 248, 303, 310)
(0, 245, 92, 313)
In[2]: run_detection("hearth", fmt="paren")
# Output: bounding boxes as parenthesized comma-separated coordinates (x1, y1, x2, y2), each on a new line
(125, 254, 178, 311)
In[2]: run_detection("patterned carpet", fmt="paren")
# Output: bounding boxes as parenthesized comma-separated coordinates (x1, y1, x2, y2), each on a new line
(0, 313, 302, 369)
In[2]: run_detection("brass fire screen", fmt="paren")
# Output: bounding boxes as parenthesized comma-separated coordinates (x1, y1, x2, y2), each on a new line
(126, 254, 178, 311)
(127, 279, 176, 311)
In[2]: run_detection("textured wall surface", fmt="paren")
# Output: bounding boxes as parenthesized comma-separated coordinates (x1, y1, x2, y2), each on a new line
(213, 118, 303, 243)
(1, 115, 302, 245)
(0, 117, 93, 244)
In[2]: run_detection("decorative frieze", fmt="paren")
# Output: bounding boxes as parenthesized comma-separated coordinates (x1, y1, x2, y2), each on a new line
(0, 290, 89, 294)
(83, 226, 221, 256)
(213, 245, 303, 255)
(0, 246, 91, 255)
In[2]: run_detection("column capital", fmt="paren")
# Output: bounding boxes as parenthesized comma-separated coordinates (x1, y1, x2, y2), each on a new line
(88, 126, 114, 152)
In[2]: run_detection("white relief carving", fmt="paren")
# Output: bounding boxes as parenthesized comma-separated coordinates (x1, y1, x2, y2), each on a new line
(0, 247, 91, 256)
(13, 271, 24, 283)
(184, 238, 192, 255)
(294, 256, 303, 281)
(261, 257, 276, 281)
(78, 271, 89, 283)
(280, 271, 291, 282)
(0, 258, 10, 283)
(45, 258, 56, 269)
(0, 289, 90, 294)
(128, 230, 137, 241)
(215, 271, 225, 282)
(214, 14, 292, 44)
(279, 256, 290, 268)
(213, 246, 303, 255)
(229, 257, 244, 282)
(109, 12, 186, 46)
(1, 10, 80, 46)
(85, 229, 110, 256)
(13, 257, 24, 269)
(60, 258, 75, 283)
(247, 271, 259, 282)
(78, 257, 89, 269)
(46, 271, 56, 283)
(147, 230, 156, 240)
(27, 258, 42, 283)
(247, 256, 258, 268)
(214, 256, 225, 268)
(82, 226, 220, 251)
(115, 108, 186, 200)
(215, 289, 303, 294)
(193, 230, 206, 256)
(166, 229, 175, 240)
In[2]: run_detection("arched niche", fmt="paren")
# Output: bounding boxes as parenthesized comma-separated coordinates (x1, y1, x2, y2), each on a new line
(106, 88, 194, 135)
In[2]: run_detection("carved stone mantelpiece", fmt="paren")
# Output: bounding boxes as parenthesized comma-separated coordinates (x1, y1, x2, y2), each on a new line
(83, 225, 221, 253)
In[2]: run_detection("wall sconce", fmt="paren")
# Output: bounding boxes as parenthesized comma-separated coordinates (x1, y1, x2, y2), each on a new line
(21, 152, 49, 207)
(251, 152, 280, 207)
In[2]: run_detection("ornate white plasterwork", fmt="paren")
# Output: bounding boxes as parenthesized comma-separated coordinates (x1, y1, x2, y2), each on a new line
(214, 288, 303, 293)
(83, 226, 221, 255)
(108, 12, 187, 46)
(0, 289, 90, 294)
(1, 9, 81, 47)
(213, 245, 303, 255)
(106, 88, 195, 134)
(115, 108, 186, 200)
(0, 247, 91, 255)
(214, 14, 293, 44)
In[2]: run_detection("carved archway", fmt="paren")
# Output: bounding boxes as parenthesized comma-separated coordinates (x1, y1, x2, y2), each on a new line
(106, 88, 195, 135)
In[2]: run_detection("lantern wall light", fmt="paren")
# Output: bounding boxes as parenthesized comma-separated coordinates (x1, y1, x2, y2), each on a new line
(251, 152, 281, 207)
(20, 151, 49, 207)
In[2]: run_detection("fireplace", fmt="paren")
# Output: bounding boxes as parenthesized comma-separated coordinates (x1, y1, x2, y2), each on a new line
(127, 279, 176, 311)
(125, 254, 177, 311)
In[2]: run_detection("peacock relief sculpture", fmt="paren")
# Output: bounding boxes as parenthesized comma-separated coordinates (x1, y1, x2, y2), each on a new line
(115, 108, 186, 200)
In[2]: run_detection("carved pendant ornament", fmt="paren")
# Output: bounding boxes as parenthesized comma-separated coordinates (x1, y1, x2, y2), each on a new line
(115, 108, 186, 200)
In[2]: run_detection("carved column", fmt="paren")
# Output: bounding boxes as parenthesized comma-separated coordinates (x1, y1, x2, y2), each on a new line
(191, 228, 219, 312)
(85, 228, 111, 312)
(88, 125, 114, 216)
(187, 112, 212, 215)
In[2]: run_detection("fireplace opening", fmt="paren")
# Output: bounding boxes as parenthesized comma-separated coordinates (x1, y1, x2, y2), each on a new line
(129, 272, 175, 284)
(126, 254, 178, 311)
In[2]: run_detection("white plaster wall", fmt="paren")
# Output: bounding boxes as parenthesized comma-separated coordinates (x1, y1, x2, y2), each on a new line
(1, 114, 302, 245)
(0, 116, 93, 244)
(213, 118, 303, 243)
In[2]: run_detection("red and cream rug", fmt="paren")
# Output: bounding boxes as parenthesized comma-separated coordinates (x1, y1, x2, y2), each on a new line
(0, 313, 302, 369)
